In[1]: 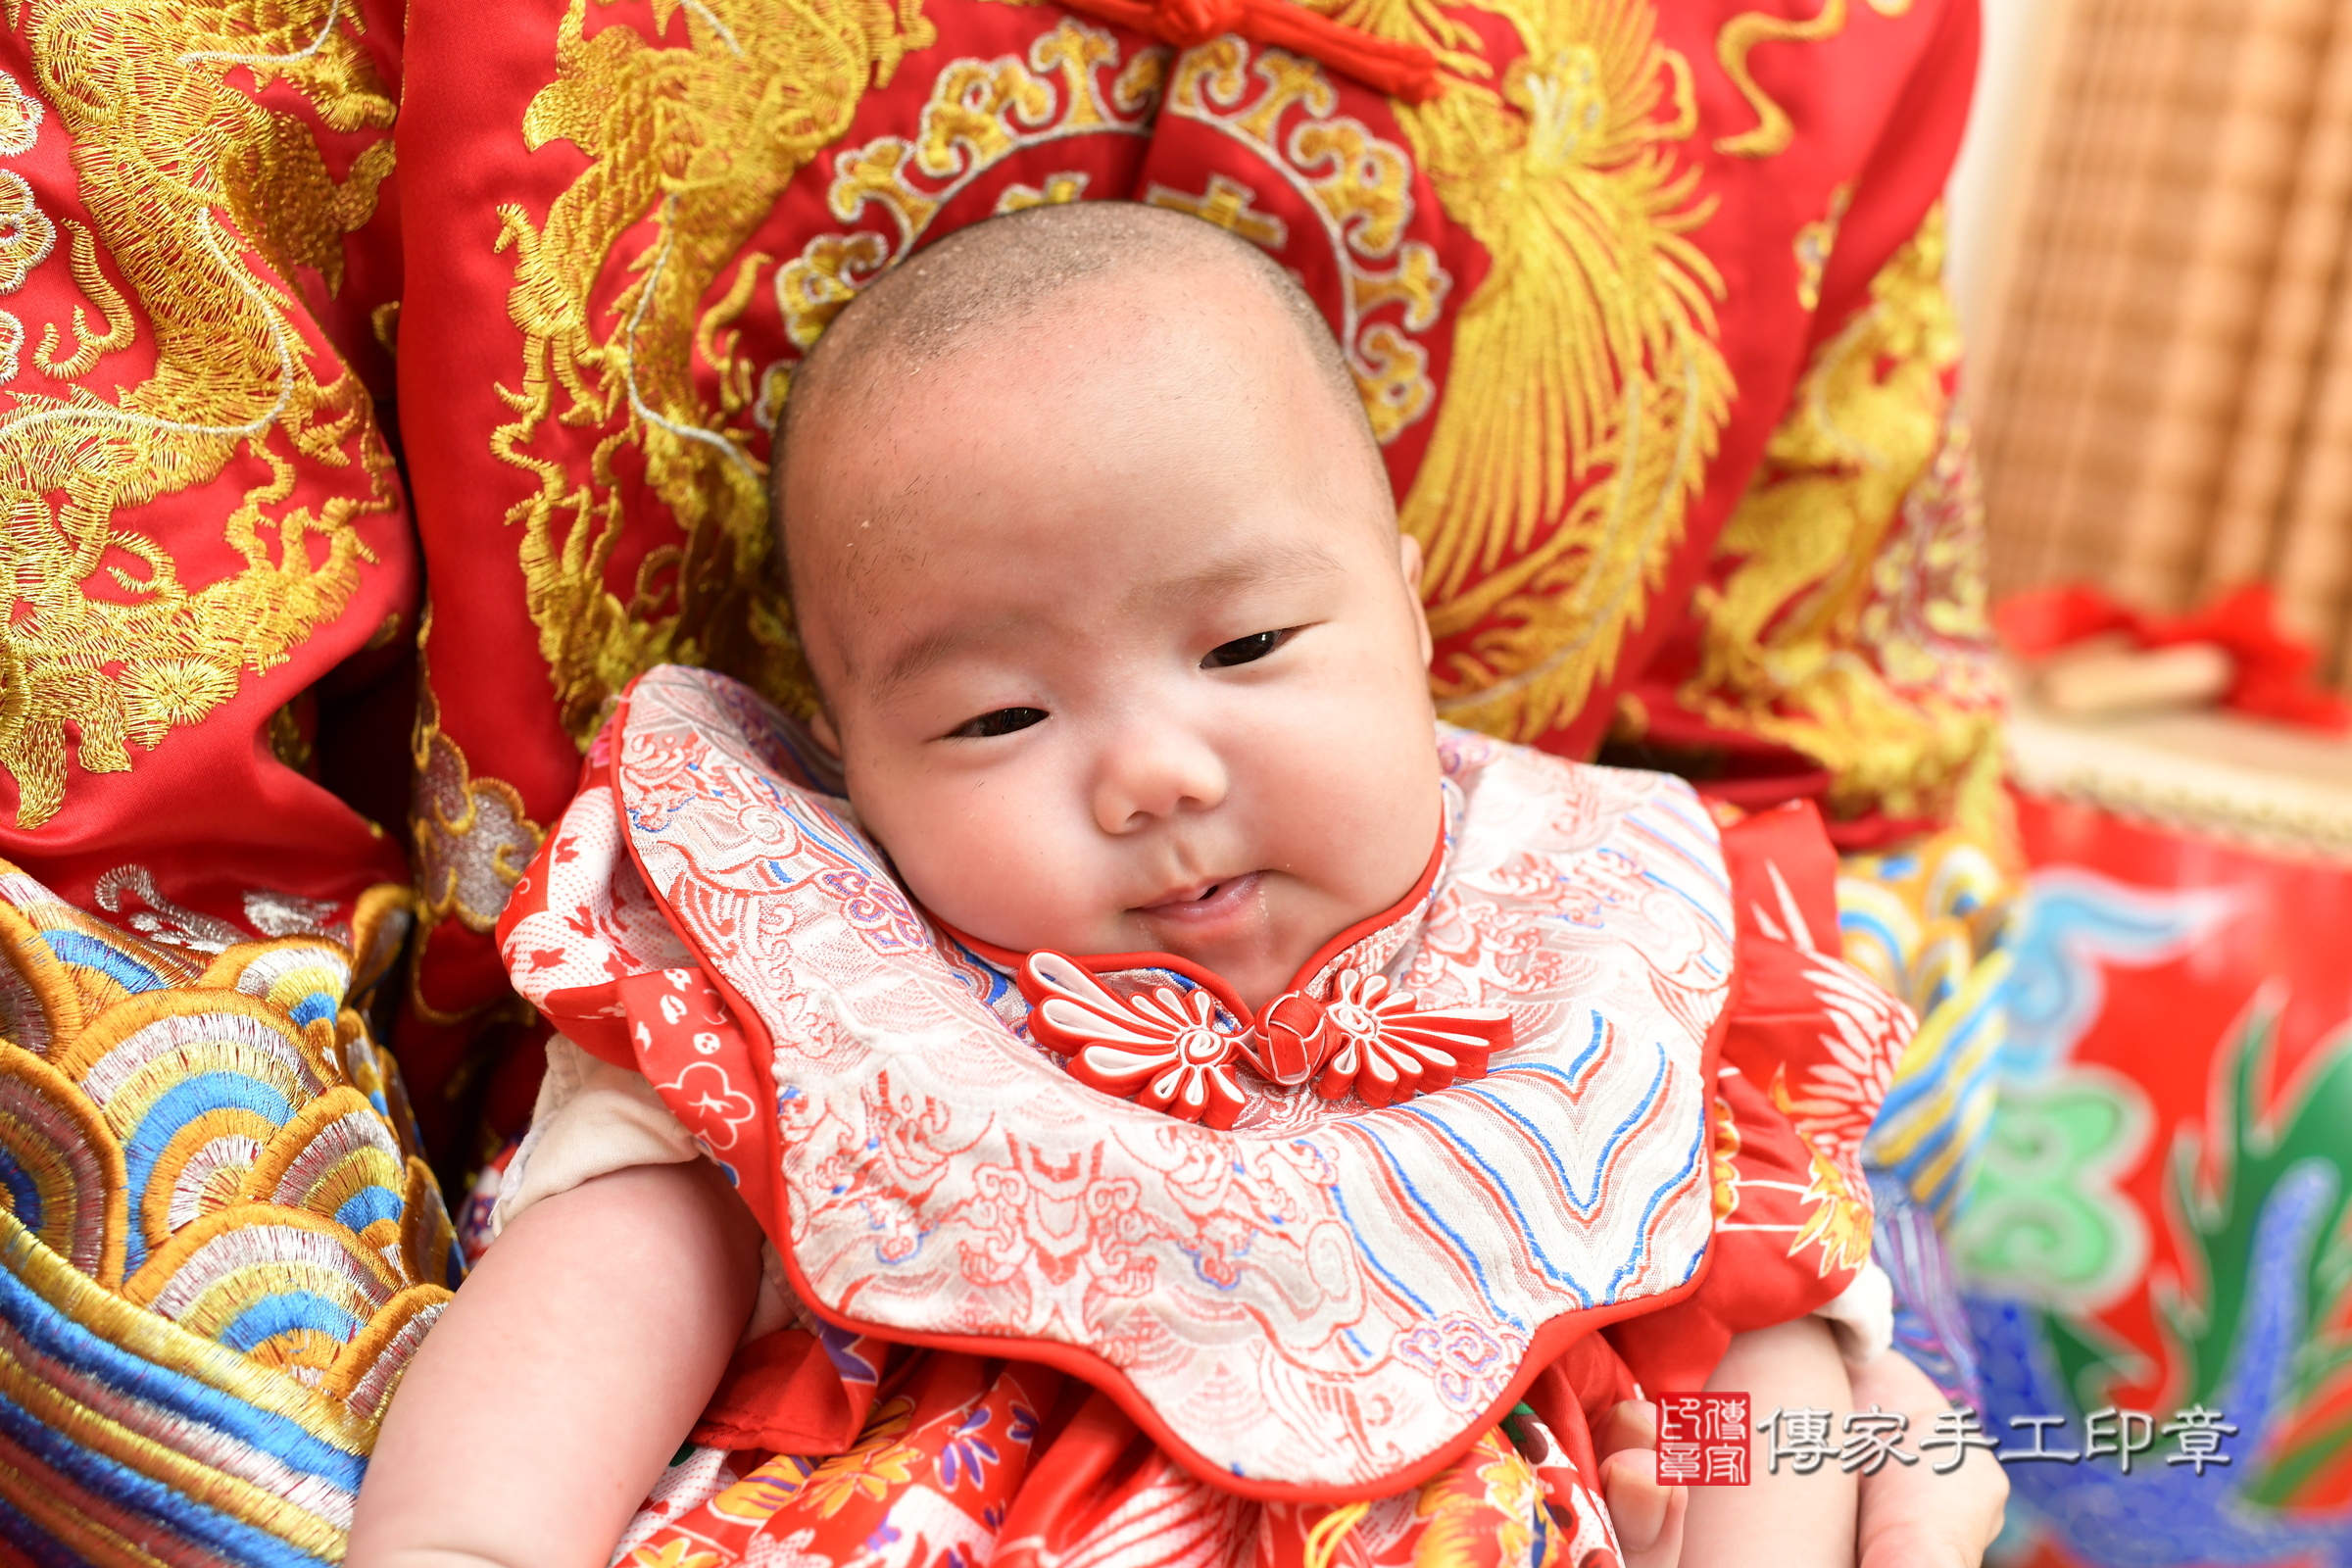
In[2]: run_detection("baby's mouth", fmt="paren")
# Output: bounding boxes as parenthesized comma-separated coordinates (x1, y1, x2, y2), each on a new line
(1133, 871, 1263, 924)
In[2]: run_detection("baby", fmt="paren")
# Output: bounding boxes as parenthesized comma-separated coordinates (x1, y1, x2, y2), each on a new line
(352, 203, 2000, 1568)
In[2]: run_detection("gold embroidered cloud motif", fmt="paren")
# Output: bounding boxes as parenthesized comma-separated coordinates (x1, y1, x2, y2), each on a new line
(786, 20, 1169, 366)
(1154, 40, 1450, 450)
(0, 0, 398, 829)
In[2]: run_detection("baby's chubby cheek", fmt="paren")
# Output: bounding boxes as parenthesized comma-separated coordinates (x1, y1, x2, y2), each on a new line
(852, 775, 1119, 955)
(1260, 693, 1443, 890)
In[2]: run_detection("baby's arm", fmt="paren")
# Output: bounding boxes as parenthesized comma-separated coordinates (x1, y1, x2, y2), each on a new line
(348, 1159, 765, 1568)
(1679, 1318, 1857, 1568)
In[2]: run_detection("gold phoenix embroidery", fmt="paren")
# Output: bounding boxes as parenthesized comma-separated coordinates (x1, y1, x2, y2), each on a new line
(493, 0, 936, 745)
(0, 1, 398, 828)
(1339, 0, 1733, 743)
(1682, 208, 2003, 830)
(1156, 42, 1451, 447)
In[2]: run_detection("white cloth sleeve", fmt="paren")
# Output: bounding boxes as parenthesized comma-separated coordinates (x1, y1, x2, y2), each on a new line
(1815, 1258, 1896, 1364)
(493, 1034, 795, 1342)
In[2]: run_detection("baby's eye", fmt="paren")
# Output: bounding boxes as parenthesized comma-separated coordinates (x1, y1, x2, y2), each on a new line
(949, 707, 1047, 739)
(1202, 629, 1294, 668)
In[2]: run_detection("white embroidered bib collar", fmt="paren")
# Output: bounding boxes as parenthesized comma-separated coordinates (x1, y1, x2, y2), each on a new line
(506, 666, 1738, 1496)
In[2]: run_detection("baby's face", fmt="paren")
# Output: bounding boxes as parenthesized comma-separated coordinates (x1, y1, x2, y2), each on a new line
(787, 272, 1441, 1009)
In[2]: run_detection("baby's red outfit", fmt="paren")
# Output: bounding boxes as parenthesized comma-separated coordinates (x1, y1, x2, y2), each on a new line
(495, 664, 1909, 1567)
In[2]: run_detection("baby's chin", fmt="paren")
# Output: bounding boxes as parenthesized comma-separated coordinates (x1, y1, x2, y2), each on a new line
(1125, 900, 1349, 1006)
(939, 877, 1363, 1005)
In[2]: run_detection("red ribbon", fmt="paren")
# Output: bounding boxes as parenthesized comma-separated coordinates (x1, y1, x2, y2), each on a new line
(1995, 582, 2352, 733)
(1057, 0, 1441, 103)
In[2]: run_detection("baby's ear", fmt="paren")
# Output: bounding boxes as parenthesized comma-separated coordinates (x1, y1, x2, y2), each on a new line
(808, 707, 844, 760)
(1397, 532, 1434, 670)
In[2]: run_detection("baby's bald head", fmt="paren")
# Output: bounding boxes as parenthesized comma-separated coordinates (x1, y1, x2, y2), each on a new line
(779, 202, 1371, 482)
(772, 202, 1391, 688)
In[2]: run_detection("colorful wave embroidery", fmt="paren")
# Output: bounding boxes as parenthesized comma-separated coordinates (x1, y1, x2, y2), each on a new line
(0, 865, 455, 1565)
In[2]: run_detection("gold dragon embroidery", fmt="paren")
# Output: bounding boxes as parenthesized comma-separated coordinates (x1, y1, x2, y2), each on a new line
(492, 0, 936, 744)
(0, 0, 398, 829)
(1681, 209, 2003, 831)
(1329, 0, 1734, 744)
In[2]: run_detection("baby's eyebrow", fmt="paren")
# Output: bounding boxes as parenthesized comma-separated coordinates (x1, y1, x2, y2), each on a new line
(1120, 538, 1344, 612)
(872, 619, 1008, 706)
(868, 538, 1344, 705)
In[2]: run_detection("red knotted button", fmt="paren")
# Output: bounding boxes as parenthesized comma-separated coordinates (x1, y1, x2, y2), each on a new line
(1152, 0, 1246, 48)
(1251, 990, 1336, 1087)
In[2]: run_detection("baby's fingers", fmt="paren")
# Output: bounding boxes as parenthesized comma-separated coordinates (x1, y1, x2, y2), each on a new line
(1850, 1352, 2008, 1568)
(1594, 1397, 1659, 1460)
(1855, 1460, 2008, 1568)
(1600, 1445, 1688, 1568)
(1858, 1516, 2000, 1568)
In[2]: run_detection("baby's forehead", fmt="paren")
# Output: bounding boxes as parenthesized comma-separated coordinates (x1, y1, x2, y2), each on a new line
(790, 295, 1332, 544)
(780, 261, 1391, 681)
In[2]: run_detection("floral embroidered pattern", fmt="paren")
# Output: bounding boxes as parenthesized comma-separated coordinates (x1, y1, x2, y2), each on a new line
(800, 1398, 925, 1519)
(506, 665, 1878, 1494)
(936, 1405, 1001, 1492)
(657, 1061, 760, 1152)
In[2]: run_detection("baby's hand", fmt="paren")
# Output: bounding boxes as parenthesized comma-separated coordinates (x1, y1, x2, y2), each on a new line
(1595, 1399, 1688, 1568)
(1850, 1353, 2008, 1568)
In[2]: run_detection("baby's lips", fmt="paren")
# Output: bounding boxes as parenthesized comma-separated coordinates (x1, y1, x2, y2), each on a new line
(1251, 991, 1334, 1087)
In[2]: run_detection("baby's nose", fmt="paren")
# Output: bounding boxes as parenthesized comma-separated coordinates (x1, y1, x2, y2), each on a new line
(1091, 723, 1230, 832)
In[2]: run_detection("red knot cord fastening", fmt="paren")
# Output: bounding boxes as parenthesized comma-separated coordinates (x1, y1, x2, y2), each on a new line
(1057, 0, 1442, 104)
